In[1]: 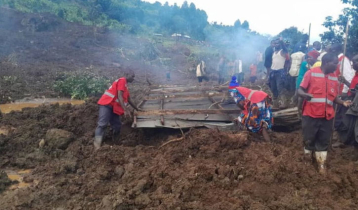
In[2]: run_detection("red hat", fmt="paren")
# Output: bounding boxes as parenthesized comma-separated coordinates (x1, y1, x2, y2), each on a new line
(307, 50, 320, 59)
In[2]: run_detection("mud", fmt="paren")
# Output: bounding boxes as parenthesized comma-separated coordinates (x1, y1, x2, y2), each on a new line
(1, 99, 358, 209)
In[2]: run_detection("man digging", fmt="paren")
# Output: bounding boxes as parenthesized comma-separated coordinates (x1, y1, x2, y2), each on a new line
(94, 72, 141, 150)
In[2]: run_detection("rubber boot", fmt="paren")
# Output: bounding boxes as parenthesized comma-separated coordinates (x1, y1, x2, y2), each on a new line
(315, 151, 327, 175)
(94, 136, 103, 150)
(304, 148, 313, 163)
(112, 131, 121, 144)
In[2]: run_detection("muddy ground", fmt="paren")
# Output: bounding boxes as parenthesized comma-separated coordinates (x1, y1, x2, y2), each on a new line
(1, 7, 358, 210)
(1, 99, 358, 210)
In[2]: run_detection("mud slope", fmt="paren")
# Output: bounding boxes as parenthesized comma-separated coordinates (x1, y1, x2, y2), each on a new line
(0, 7, 196, 104)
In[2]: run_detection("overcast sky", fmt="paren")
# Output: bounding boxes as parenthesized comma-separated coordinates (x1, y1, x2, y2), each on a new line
(145, 0, 347, 43)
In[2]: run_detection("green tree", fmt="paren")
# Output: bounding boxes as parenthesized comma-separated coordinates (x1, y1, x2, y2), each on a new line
(321, 0, 358, 56)
(234, 19, 241, 29)
(241, 20, 250, 30)
(277, 26, 307, 51)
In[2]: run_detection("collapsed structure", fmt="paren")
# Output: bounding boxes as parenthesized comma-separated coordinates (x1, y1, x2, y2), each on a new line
(133, 85, 300, 129)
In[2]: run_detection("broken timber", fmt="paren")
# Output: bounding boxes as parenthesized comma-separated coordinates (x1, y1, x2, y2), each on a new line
(133, 85, 300, 129)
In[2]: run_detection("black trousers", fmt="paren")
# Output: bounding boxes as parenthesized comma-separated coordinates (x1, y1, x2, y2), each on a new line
(302, 116, 333, 151)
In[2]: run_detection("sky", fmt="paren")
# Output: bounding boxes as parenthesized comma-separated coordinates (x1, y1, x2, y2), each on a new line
(145, 0, 347, 43)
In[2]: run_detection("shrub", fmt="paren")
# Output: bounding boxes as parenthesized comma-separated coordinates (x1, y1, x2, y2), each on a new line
(54, 72, 109, 100)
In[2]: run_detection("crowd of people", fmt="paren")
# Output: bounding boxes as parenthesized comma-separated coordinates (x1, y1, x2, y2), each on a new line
(223, 37, 358, 174)
(92, 36, 358, 175)
(195, 52, 262, 86)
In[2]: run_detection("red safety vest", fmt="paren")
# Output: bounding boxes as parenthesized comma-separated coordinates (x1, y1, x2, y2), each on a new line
(98, 78, 128, 115)
(303, 67, 339, 120)
(235, 87, 268, 103)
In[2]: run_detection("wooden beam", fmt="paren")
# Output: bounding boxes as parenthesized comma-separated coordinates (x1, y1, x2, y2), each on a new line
(137, 100, 146, 109)
(145, 92, 223, 100)
(136, 109, 240, 116)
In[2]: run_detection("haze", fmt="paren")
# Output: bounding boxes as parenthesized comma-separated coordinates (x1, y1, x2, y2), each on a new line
(145, 0, 346, 43)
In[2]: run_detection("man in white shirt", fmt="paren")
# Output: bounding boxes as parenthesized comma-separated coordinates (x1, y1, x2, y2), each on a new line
(331, 43, 355, 148)
(331, 43, 354, 94)
(196, 60, 208, 86)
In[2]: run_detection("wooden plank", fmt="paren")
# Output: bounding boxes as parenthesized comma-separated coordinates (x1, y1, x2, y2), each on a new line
(136, 114, 233, 122)
(137, 100, 146, 109)
(133, 119, 234, 129)
(150, 86, 229, 93)
(145, 92, 223, 100)
(136, 109, 241, 116)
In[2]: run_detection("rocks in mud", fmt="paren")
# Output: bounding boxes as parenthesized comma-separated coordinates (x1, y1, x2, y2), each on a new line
(45, 129, 74, 150)
(99, 195, 112, 210)
(133, 179, 151, 194)
(134, 194, 151, 206)
(115, 166, 125, 178)
(39, 139, 46, 148)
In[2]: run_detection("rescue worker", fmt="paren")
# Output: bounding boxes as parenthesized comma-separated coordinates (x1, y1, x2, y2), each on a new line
(298, 53, 352, 174)
(94, 72, 141, 150)
(295, 50, 321, 111)
(232, 87, 273, 141)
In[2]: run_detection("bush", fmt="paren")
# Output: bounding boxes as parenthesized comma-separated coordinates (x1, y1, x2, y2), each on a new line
(54, 72, 110, 99)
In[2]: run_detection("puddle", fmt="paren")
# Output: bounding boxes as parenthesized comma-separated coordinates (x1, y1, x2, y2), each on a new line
(5, 169, 33, 190)
(0, 98, 84, 114)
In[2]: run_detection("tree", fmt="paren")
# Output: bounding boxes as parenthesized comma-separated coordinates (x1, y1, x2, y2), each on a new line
(321, 0, 358, 56)
(277, 27, 307, 51)
(241, 20, 249, 30)
(189, 2, 196, 10)
(181, 1, 189, 9)
(234, 19, 241, 29)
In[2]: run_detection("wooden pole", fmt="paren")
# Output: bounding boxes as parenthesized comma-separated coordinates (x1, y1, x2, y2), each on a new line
(330, 18, 350, 151)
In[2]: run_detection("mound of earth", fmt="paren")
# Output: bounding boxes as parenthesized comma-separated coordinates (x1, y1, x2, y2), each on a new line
(1, 100, 358, 209)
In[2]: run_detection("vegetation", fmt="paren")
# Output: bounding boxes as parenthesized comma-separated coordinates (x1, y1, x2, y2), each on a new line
(321, 0, 358, 56)
(54, 72, 109, 100)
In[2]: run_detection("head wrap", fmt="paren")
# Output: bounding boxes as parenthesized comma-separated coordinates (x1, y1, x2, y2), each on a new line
(307, 50, 320, 59)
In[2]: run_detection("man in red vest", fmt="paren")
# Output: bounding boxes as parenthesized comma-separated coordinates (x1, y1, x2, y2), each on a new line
(94, 72, 141, 150)
(298, 53, 352, 174)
